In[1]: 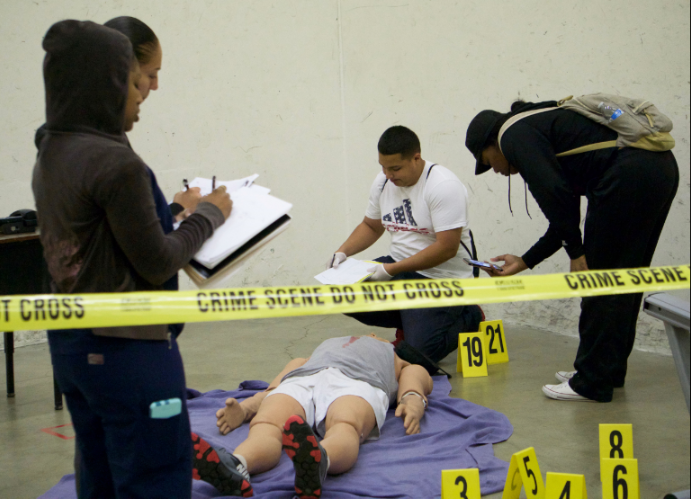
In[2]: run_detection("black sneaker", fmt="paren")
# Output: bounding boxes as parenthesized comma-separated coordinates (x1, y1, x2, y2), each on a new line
(191, 432, 253, 497)
(282, 415, 329, 499)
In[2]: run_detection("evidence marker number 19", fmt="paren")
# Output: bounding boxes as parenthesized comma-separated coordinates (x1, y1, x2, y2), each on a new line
(457, 331, 488, 377)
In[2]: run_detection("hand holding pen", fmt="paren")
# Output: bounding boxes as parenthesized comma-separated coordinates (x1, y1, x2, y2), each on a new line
(173, 178, 202, 216)
(175, 176, 231, 220)
(201, 184, 232, 219)
(326, 252, 347, 270)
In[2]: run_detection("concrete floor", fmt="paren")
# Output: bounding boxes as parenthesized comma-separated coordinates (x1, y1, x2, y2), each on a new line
(1, 315, 689, 499)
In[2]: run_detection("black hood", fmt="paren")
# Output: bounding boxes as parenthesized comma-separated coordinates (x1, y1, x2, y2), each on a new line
(42, 20, 133, 136)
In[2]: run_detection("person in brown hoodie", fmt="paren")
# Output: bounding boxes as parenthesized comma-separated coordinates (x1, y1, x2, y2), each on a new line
(32, 20, 231, 499)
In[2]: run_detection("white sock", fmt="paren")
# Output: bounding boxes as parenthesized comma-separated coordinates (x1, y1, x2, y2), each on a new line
(326, 455, 331, 472)
(234, 453, 248, 470)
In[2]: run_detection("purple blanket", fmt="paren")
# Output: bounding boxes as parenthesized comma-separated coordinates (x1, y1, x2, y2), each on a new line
(40, 376, 512, 498)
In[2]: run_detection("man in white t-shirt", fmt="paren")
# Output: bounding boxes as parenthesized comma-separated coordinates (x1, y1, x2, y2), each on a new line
(327, 126, 483, 363)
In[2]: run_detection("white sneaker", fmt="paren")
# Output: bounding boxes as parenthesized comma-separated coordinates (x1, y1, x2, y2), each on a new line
(542, 381, 595, 402)
(555, 371, 576, 383)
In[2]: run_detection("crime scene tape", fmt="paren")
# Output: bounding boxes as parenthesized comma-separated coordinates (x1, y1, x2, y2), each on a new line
(0, 265, 688, 332)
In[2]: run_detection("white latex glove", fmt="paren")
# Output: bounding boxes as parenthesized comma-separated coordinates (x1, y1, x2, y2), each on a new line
(326, 252, 347, 270)
(367, 264, 393, 281)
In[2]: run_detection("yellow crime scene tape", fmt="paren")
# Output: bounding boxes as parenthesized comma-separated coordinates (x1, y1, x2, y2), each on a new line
(0, 265, 688, 332)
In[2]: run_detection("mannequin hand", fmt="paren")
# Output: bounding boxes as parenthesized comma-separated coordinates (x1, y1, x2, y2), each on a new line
(326, 252, 347, 270)
(395, 396, 425, 435)
(484, 254, 528, 277)
(570, 255, 589, 272)
(367, 264, 393, 281)
(216, 398, 247, 435)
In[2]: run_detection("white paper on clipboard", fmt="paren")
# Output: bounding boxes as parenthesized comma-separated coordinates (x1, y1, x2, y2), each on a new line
(314, 258, 377, 285)
(193, 187, 292, 269)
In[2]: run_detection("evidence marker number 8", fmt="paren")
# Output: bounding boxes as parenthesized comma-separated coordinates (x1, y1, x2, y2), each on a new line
(599, 424, 634, 480)
(610, 430, 625, 458)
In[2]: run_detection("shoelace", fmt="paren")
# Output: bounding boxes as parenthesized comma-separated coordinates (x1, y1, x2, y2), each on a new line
(507, 175, 532, 219)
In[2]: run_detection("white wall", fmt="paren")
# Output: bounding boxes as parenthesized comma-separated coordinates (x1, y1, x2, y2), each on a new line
(1, 0, 689, 351)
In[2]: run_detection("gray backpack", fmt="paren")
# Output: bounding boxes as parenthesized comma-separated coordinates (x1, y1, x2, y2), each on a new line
(498, 93, 675, 157)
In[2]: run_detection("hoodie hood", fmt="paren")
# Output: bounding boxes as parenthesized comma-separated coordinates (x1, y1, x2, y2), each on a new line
(43, 20, 133, 136)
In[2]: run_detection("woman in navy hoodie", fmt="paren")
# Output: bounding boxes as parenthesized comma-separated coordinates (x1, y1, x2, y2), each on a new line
(33, 20, 230, 498)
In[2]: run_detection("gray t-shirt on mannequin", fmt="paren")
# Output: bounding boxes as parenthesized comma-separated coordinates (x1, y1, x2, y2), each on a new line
(283, 336, 399, 405)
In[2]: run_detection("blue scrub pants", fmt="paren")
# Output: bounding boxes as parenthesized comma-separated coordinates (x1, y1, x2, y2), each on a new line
(346, 256, 483, 363)
(50, 331, 192, 499)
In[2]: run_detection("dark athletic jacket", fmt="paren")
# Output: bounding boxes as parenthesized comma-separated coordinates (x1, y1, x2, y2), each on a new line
(32, 20, 224, 340)
(499, 105, 619, 268)
(34, 128, 185, 338)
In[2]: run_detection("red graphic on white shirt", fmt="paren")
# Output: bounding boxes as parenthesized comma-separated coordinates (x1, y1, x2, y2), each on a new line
(382, 222, 432, 234)
(382, 199, 431, 234)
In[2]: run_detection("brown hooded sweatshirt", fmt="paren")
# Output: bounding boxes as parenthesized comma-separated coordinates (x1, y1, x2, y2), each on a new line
(32, 20, 224, 340)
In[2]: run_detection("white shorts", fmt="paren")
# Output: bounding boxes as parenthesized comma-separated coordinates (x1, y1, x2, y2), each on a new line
(266, 367, 389, 440)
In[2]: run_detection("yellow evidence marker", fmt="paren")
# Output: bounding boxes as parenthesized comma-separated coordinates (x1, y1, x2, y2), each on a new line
(442, 468, 481, 499)
(599, 424, 634, 481)
(480, 320, 510, 364)
(600, 458, 640, 499)
(457, 331, 488, 377)
(545, 472, 588, 499)
(501, 447, 545, 499)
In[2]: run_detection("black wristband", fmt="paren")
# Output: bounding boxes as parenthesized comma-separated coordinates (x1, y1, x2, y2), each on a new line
(169, 202, 185, 217)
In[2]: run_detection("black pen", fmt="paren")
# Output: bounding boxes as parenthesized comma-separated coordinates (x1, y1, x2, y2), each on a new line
(212, 175, 216, 190)
(183, 179, 189, 191)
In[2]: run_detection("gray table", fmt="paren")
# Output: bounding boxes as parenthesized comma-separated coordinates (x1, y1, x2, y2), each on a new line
(0, 231, 63, 410)
(643, 292, 690, 499)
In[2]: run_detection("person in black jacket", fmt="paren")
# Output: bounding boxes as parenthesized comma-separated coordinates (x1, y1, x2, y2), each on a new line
(465, 100, 679, 403)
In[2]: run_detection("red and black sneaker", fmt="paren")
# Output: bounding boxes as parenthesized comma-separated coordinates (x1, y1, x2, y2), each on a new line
(282, 415, 329, 499)
(191, 432, 253, 497)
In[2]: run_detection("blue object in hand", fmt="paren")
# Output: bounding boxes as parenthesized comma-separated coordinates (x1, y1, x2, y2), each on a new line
(149, 398, 182, 419)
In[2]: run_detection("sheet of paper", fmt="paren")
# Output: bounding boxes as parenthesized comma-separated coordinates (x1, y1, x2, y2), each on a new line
(314, 258, 376, 285)
(247, 184, 271, 195)
(193, 187, 292, 269)
(171, 179, 270, 231)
